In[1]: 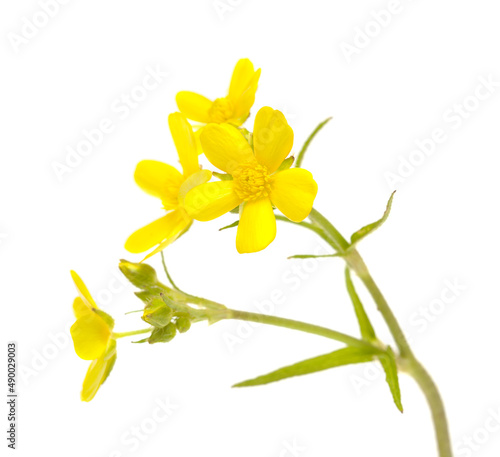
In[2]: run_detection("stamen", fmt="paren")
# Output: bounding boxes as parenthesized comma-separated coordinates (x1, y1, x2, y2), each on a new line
(233, 162, 272, 201)
(209, 97, 234, 123)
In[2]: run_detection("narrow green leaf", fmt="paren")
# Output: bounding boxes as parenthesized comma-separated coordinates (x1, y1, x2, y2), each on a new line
(288, 254, 341, 259)
(350, 191, 396, 245)
(132, 338, 149, 344)
(276, 156, 295, 172)
(378, 346, 403, 413)
(233, 346, 377, 388)
(219, 220, 239, 231)
(295, 117, 332, 168)
(213, 171, 233, 181)
(345, 268, 376, 341)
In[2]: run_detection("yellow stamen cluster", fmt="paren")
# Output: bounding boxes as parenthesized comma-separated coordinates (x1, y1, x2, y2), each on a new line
(209, 97, 234, 123)
(233, 162, 272, 201)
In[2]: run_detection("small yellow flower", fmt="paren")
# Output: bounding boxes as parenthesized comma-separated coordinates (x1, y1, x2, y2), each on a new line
(184, 107, 318, 254)
(125, 112, 212, 260)
(176, 59, 261, 128)
(70, 270, 116, 402)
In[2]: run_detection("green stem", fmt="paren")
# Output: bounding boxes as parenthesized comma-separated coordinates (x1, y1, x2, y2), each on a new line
(288, 207, 452, 457)
(113, 327, 152, 339)
(295, 117, 332, 168)
(347, 249, 452, 456)
(404, 358, 452, 457)
(307, 208, 350, 253)
(209, 308, 380, 352)
(158, 253, 225, 311)
(275, 215, 332, 245)
(345, 249, 412, 357)
(186, 294, 227, 311)
(161, 251, 184, 293)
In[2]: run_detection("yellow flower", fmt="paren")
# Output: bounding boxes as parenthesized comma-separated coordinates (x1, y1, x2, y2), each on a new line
(70, 270, 116, 402)
(176, 58, 261, 128)
(125, 112, 212, 260)
(184, 107, 318, 254)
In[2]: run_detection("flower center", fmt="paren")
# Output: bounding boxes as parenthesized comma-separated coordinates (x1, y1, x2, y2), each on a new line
(233, 162, 272, 201)
(209, 97, 234, 123)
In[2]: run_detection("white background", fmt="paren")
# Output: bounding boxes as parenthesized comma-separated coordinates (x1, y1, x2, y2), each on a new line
(1, 1, 500, 456)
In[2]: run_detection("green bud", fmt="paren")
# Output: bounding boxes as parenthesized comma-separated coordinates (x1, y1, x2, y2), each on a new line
(142, 298, 173, 328)
(135, 290, 155, 303)
(213, 171, 233, 181)
(175, 314, 191, 333)
(148, 323, 177, 344)
(93, 309, 115, 330)
(276, 155, 295, 172)
(119, 260, 158, 290)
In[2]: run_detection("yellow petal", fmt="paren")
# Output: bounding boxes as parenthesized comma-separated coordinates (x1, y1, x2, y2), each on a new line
(134, 160, 183, 209)
(141, 209, 193, 261)
(125, 210, 191, 254)
(176, 91, 212, 124)
(194, 126, 204, 155)
(73, 297, 91, 319)
(184, 181, 241, 221)
(81, 340, 117, 402)
(70, 313, 111, 360)
(70, 270, 98, 309)
(236, 198, 276, 253)
(228, 59, 256, 101)
(168, 112, 200, 177)
(200, 124, 254, 174)
(230, 69, 261, 122)
(178, 169, 212, 206)
(270, 168, 318, 222)
(253, 107, 294, 174)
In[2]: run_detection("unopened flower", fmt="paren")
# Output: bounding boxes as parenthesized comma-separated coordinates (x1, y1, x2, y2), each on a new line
(69, 271, 116, 402)
(125, 113, 211, 260)
(184, 107, 318, 253)
(176, 59, 261, 128)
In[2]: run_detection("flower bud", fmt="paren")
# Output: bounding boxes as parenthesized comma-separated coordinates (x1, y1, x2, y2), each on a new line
(142, 298, 173, 328)
(119, 260, 158, 290)
(148, 323, 177, 344)
(175, 314, 191, 333)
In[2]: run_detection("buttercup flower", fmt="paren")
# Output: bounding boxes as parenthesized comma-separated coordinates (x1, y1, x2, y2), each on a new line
(125, 112, 211, 260)
(176, 58, 261, 128)
(184, 107, 318, 253)
(70, 270, 116, 402)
